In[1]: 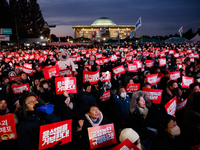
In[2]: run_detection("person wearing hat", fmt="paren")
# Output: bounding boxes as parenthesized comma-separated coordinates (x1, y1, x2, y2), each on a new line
(17, 92, 60, 150)
(119, 128, 143, 150)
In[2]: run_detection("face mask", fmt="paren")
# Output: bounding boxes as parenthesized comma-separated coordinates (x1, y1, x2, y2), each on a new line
(120, 92, 127, 98)
(170, 125, 181, 136)
(43, 84, 48, 89)
(173, 87, 178, 93)
(62, 55, 67, 59)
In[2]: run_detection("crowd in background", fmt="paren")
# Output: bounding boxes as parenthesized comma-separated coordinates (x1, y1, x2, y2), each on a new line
(0, 42, 200, 150)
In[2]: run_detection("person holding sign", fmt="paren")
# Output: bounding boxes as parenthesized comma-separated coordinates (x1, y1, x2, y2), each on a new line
(150, 114, 188, 150)
(17, 92, 60, 150)
(76, 103, 110, 150)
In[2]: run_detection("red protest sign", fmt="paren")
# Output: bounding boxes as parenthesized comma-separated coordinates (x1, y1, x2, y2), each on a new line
(115, 51, 120, 55)
(59, 69, 73, 77)
(24, 63, 32, 69)
(121, 57, 126, 63)
(112, 65, 125, 75)
(159, 58, 166, 67)
(43, 65, 60, 80)
(165, 96, 177, 116)
(182, 76, 194, 88)
(101, 72, 111, 82)
(169, 71, 180, 81)
(134, 60, 143, 69)
(146, 74, 158, 85)
(177, 64, 186, 71)
(96, 53, 102, 59)
(90, 55, 95, 60)
(174, 53, 179, 58)
(71, 56, 81, 62)
(22, 67, 34, 75)
(191, 144, 200, 150)
(39, 119, 72, 150)
(126, 83, 140, 93)
(55, 77, 77, 94)
(145, 60, 154, 68)
(38, 56, 45, 63)
(84, 64, 92, 70)
(0, 114, 17, 141)
(83, 69, 100, 85)
(109, 139, 140, 150)
(35, 66, 42, 72)
(88, 123, 116, 149)
(128, 63, 138, 72)
(126, 55, 132, 62)
(96, 59, 104, 65)
(15, 66, 23, 71)
(176, 98, 187, 111)
(9, 75, 21, 82)
(103, 58, 109, 64)
(110, 55, 118, 62)
(99, 90, 111, 101)
(11, 83, 30, 94)
(142, 87, 162, 104)
(169, 50, 175, 55)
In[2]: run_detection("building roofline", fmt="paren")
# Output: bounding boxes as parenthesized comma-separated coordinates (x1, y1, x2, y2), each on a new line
(72, 25, 135, 28)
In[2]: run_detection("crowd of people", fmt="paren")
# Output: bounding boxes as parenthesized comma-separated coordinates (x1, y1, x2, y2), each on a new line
(0, 42, 200, 150)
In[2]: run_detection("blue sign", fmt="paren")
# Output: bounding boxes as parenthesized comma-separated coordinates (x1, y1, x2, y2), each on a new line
(0, 28, 12, 35)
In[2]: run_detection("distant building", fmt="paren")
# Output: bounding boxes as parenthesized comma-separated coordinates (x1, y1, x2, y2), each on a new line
(72, 17, 135, 42)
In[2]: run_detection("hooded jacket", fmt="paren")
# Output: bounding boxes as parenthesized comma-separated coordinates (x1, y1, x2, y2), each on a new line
(58, 50, 76, 71)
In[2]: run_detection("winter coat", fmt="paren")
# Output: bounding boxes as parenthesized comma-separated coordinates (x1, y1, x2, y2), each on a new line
(58, 51, 76, 71)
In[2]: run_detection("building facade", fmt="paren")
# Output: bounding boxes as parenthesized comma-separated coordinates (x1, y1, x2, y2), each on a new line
(72, 17, 135, 42)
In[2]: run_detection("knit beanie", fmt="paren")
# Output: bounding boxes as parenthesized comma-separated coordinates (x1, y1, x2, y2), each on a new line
(119, 128, 139, 143)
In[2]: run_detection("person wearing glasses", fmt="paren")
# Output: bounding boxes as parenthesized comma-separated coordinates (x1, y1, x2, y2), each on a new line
(16, 92, 60, 150)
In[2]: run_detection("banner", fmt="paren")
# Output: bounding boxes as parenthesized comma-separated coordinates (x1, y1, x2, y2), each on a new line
(99, 90, 111, 101)
(142, 87, 162, 104)
(176, 98, 187, 111)
(126, 83, 140, 93)
(11, 83, 30, 94)
(169, 71, 180, 81)
(55, 77, 77, 94)
(159, 58, 166, 67)
(39, 119, 72, 150)
(128, 63, 138, 72)
(9, 75, 21, 82)
(109, 139, 140, 150)
(88, 123, 116, 149)
(43, 65, 60, 80)
(0, 114, 17, 141)
(59, 69, 73, 77)
(146, 74, 158, 85)
(182, 76, 194, 88)
(22, 67, 34, 75)
(165, 96, 177, 116)
(112, 65, 125, 75)
(145, 60, 154, 68)
(101, 72, 111, 82)
(83, 69, 100, 85)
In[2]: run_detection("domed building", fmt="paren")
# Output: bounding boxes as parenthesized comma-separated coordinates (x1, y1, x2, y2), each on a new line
(72, 17, 135, 42)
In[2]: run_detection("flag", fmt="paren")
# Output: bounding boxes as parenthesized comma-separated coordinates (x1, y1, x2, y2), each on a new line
(178, 26, 183, 37)
(99, 28, 106, 34)
(134, 17, 142, 31)
(92, 31, 97, 39)
(130, 29, 134, 39)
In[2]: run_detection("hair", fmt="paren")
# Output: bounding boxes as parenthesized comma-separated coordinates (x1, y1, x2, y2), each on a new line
(143, 82, 151, 88)
(83, 81, 91, 90)
(39, 80, 49, 88)
(167, 80, 177, 87)
(85, 103, 98, 114)
(0, 97, 7, 103)
(2, 76, 9, 81)
(189, 82, 199, 91)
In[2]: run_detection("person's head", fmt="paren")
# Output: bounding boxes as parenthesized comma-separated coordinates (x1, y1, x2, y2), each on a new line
(157, 114, 181, 138)
(83, 82, 92, 92)
(21, 72, 27, 80)
(34, 79, 40, 86)
(136, 96, 146, 108)
(118, 87, 127, 98)
(39, 80, 49, 89)
(85, 104, 100, 121)
(128, 79, 134, 84)
(168, 80, 178, 93)
(2, 76, 9, 84)
(0, 98, 7, 111)
(64, 93, 70, 105)
(189, 83, 200, 94)
(119, 128, 142, 149)
(143, 82, 151, 89)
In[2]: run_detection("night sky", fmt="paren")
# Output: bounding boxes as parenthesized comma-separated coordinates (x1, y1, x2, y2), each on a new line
(37, 0, 200, 38)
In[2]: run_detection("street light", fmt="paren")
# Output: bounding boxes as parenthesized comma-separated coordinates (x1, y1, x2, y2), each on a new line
(40, 36, 44, 39)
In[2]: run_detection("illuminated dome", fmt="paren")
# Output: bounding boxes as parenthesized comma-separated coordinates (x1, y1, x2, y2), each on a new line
(92, 17, 116, 25)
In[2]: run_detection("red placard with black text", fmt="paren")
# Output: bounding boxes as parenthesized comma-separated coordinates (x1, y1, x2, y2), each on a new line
(128, 63, 138, 72)
(146, 74, 158, 85)
(169, 71, 180, 81)
(109, 139, 140, 150)
(83, 69, 100, 85)
(59, 69, 73, 77)
(142, 87, 163, 104)
(145, 60, 154, 68)
(88, 123, 116, 149)
(55, 77, 77, 94)
(126, 83, 140, 93)
(11, 83, 30, 94)
(43, 65, 60, 80)
(9, 75, 21, 82)
(182, 76, 194, 88)
(112, 65, 125, 75)
(39, 120, 72, 150)
(0, 114, 17, 141)
(165, 96, 177, 116)
(22, 67, 34, 75)
(99, 90, 111, 101)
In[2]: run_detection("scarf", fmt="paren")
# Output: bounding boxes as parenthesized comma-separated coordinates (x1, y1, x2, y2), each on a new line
(85, 111, 103, 127)
(137, 106, 148, 119)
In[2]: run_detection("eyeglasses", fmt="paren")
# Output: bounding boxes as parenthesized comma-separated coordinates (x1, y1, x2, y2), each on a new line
(26, 98, 38, 105)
